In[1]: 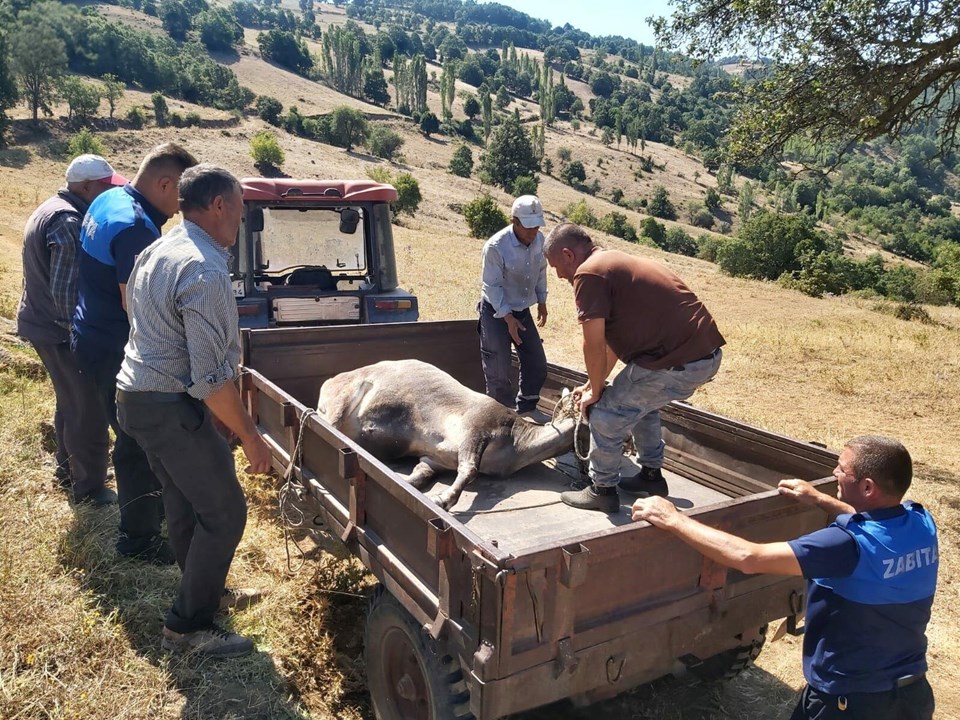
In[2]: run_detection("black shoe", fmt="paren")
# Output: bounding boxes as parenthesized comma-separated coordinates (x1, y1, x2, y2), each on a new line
(73, 487, 118, 506)
(561, 485, 620, 513)
(619, 467, 669, 497)
(118, 535, 177, 566)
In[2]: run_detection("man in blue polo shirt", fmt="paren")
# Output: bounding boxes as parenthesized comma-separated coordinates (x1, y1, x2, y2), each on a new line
(73, 142, 198, 563)
(632, 435, 937, 720)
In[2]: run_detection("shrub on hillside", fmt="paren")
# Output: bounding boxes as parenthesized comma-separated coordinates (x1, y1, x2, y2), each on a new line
(68, 128, 105, 158)
(697, 234, 724, 263)
(512, 175, 539, 197)
(687, 201, 715, 229)
(329, 106, 369, 151)
(256, 95, 283, 126)
(560, 160, 586, 188)
(648, 185, 677, 220)
(565, 199, 598, 229)
(184, 111, 202, 127)
(391, 173, 422, 217)
(152, 92, 169, 128)
(640, 216, 666, 246)
(125, 106, 146, 129)
(662, 227, 698, 257)
(463, 194, 509, 238)
(367, 125, 405, 161)
(597, 212, 637, 242)
(449, 144, 474, 178)
(250, 130, 284, 171)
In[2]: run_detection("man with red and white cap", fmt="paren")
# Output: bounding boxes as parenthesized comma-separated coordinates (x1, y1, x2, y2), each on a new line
(16, 154, 126, 505)
(478, 194, 549, 415)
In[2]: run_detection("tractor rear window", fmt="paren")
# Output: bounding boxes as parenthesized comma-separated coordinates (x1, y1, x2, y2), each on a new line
(258, 207, 367, 276)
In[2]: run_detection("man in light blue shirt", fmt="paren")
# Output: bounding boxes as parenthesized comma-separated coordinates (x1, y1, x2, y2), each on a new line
(479, 195, 549, 413)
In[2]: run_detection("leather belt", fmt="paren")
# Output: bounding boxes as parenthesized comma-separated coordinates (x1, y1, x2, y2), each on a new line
(117, 389, 188, 404)
(669, 347, 720, 372)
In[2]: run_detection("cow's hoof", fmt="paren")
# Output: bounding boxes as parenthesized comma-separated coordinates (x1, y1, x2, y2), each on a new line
(430, 493, 454, 510)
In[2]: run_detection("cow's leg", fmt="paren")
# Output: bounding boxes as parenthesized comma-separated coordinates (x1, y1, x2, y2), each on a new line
(431, 462, 479, 511)
(403, 457, 440, 490)
(431, 439, 488, 510)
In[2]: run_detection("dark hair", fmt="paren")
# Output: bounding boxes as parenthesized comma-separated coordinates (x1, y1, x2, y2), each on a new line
(178, 164, 241, 213)
(543, 222, 595, 257)
(138, 142, 198, 177)
(845, 435, 913, 496)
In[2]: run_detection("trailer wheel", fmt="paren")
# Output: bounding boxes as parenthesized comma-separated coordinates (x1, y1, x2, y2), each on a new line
(365, 585, 474, 720)
(689, 625, 768, 683)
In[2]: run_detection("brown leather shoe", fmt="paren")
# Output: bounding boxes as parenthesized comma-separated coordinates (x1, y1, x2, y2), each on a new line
(161, 625, 253, 658)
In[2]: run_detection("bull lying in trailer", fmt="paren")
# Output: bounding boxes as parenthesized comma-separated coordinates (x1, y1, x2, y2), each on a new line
(239, 320, 838, 720)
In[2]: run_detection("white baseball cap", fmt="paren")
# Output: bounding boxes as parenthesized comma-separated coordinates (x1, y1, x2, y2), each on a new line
(65, 154, 127, 185)
(511, 194, 545, 228)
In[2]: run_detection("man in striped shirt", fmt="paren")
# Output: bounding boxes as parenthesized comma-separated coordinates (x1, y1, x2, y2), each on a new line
(117, 165, 271, 658)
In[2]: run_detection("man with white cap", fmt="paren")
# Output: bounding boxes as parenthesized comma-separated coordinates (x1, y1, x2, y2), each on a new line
(478, 194, 549, 415)
(16, 154, 126, 504)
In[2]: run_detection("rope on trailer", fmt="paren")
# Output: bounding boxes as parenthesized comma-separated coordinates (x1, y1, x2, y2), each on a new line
(452, 498, 563, 515)
(279, 407, 320, 575)
(550, 390, 591, 467)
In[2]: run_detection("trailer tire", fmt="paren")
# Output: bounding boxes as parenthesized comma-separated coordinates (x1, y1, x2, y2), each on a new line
(689, 625, 768, 683)
(365, 585, 474, 720)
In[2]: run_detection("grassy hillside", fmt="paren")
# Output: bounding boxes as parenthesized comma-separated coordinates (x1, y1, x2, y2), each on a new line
(1, 3, 959, 719)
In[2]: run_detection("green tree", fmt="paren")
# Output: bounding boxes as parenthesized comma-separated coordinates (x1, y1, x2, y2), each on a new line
(739, 181, 755, 221)
(479, 112, 538, 191)
(704, 187, 721, 212)
(566, 199, 598, 228)
(250, 130, 285, 170)
(598, 212, 638, 242)
(560, 159, 586, 187)
(0, 32, 18, 145)
(463, 193, 509, 238)
(718, 211, 825, 280)
(256, 95, 283, 125)
(101, 74, 125, 119)
(10, 17, 66, 122)
(160, 0, 191, 41)
(68, 127, 105, 157)
(60, 77, 101, 124)
(261, 29, 313, 76)
(196, 7, 242, 52)
(366, 124, 404, 161)
(391, 172, 421, 216)
(640, 217, 666, 245)
(512, 175, 538, 196)
(363, 65, 390, 105)
(393, 54, 427, 115)
(462, 94, 481, 119)
(152, 92, 169, 127)
(449, 144, 474, 178)
(322, 25, 362, 95)
(654, 0, 960, 162)
(329, 106, 368, 151)
(418, 111, 440, 137)
(648, 185, 677, 220)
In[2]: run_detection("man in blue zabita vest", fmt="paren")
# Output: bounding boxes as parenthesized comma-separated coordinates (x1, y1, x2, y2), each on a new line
(72, 143, 198, 564)
(632, 435, 938, 720)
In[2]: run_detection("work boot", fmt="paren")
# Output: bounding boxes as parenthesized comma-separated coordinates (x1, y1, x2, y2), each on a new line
(219, 587, 265, 612)
(561, 484, 620, 513)
(73, 487, 118, 507)
(161, 625, 254, 658)
(619, 467, 669, 497)
(117, 534, 176, 566)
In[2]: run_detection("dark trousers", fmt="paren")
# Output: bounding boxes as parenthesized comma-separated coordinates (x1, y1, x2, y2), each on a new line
(478, 301, 547, 412)
(73, 338, 162, 553)
(789, 679, 934, 720)
(118, 395, 247, 633)
(32, 341, 109, 497)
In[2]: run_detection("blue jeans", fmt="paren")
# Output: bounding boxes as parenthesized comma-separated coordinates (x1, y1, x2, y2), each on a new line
(588, 350, 722, 487)
(478, 301, 547, 412)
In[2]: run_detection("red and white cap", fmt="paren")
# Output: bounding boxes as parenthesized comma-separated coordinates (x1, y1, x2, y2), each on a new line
(65, 154, 127, 185)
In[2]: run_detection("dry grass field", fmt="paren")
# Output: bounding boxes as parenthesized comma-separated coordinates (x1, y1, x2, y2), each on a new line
(1, 7, 959, 718)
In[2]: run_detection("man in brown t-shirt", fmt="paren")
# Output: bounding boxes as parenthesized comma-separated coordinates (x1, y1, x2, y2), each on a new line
(543, 223, 725, 512)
